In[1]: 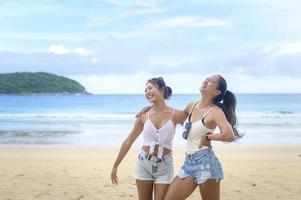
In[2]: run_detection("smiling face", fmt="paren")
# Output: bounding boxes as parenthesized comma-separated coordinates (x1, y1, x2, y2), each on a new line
(145, 82, 165, 103)
(199, 74, 222, 98)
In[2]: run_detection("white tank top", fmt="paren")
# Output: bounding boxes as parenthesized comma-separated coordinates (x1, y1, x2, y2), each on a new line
(185, 103, 215, 154)
(142, 109, 175, 159)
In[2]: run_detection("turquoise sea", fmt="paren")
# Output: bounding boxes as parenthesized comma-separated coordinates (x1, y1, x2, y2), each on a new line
(0, 94, 300, 146)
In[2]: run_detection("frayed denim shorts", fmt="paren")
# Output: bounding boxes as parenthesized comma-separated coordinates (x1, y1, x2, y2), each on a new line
(177, 148, 223, 184)
(133, 150, 174, 184)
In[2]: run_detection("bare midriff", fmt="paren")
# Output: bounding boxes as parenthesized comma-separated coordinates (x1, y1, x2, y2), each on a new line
(142, 145, 172, 157)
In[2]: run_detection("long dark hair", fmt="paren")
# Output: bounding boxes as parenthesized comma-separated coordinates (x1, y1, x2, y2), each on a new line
(213, 75, 241, 138)
(147, 77, 172, 99)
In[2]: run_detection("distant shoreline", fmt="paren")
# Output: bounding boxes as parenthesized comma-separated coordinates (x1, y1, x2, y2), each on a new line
(0, 92, 92, 96)
(0, 93, 300, 96)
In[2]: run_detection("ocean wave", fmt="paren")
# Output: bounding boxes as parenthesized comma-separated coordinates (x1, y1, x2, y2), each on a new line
(238, 111, 301, 118)
(0, 111, 301, 129)
(0, 130, 81, 137)
(238, 122, 301, 128)
(0, 113, 135, 119)
(0, 111, 300, 119)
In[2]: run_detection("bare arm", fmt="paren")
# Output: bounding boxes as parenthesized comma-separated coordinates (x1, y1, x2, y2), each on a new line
(184, 102, 194, 116)
(176, 102, 195, 125)
(207, 108, 235, 142)
(173, 109, 187, 125)
(111, 115, 144, 184)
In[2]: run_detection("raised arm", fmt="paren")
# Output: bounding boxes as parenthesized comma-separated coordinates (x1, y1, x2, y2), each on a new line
(174, 102, 194, 125)
(111, 114, 144, 184)
(207, 107, 235, 142)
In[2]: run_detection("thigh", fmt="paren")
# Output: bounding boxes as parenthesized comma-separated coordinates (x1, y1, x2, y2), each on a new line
(154, 183, 169, 200)
(164, 176, 197, 200)
(136, 180, 153, 200)
(199, 179, 220, 200)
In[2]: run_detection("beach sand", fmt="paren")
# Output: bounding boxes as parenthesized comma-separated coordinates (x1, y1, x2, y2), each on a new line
(0, 145, 300, 200)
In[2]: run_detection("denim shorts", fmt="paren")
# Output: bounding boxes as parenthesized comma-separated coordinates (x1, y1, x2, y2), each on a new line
(134, 150, 174, 184)
(177, 148, 223, 184)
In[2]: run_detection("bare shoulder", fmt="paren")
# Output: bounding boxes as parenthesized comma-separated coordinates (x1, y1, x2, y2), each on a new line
(211, 106, 226, 118)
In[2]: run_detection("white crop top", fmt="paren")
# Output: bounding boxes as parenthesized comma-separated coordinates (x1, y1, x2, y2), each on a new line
(185, 103, 215, 154)
(142, 109, 175, 159)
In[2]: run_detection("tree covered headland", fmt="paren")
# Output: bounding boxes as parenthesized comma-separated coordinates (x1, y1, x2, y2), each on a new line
(0, 72, 89, 94)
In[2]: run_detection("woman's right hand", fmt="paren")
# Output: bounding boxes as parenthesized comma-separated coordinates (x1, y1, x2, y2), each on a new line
(111, 166, 118, 185)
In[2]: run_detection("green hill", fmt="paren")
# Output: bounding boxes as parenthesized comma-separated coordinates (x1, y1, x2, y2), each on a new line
(0, 72, 89, 94)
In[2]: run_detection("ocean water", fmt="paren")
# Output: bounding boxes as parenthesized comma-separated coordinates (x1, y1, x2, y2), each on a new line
(0, 94, 300, 146)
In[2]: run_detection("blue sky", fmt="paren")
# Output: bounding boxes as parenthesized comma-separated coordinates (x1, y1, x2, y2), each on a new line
(0, 0, 301, 93)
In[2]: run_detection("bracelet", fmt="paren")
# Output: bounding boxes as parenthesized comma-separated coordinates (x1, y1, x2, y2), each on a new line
(205, 134, 211, 142)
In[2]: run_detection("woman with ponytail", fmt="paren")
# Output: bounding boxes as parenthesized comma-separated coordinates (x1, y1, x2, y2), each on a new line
(165, 74, 240, 200)
(111, 77, 186, 200)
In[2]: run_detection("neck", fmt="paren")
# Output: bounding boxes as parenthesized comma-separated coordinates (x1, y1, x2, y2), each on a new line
(198, 94, 214, 109)
(152, 100, 168, 112)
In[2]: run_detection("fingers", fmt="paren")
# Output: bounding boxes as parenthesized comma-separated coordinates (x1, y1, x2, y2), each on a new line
(111, 175, 118, 185)
(111, 168, 119, 185)
(199, 136, 209, 148)
(199, 140, 204, 148)
(135, 106, 152, 117)
(200, 134, 211, 147)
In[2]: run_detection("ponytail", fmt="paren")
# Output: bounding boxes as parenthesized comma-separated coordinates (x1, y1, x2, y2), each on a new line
(222, 90, 239, 137)
(214, 75, 242, 139)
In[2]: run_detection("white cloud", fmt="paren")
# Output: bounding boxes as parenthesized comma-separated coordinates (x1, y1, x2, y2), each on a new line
(92, 58, 99, 63)
(0, 2, 61, 17)
(87, 16, 230, 40)
(49, 45, 70, 54)
(70, 73, 151, 94)
(48, 45, 91, 56)
(195, 0, 301, 7)
(102, 16, 230, 39)
(70, 73, 201, 94)
(86, 6, 167, 27)
(263, 43, 301, 55)
(0, 47, 149, 75)
(73, 48, 91, 56)
(2, 42, 301, 79)
(70, 73, 301, 94)
(151, 16, 230, 29)
(225, 44, 301, 77)
(226, 74, 301, 93)
(94, 0, 163, 8)
(0, 31, 83, 41)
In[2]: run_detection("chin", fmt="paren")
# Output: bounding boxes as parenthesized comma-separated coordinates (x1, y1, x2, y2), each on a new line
(148, 98, 156, 103)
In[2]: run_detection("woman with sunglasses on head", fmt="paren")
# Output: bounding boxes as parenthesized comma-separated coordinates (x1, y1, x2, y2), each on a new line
(111, 77, 186, 200)
(164, 74, 240, 200)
